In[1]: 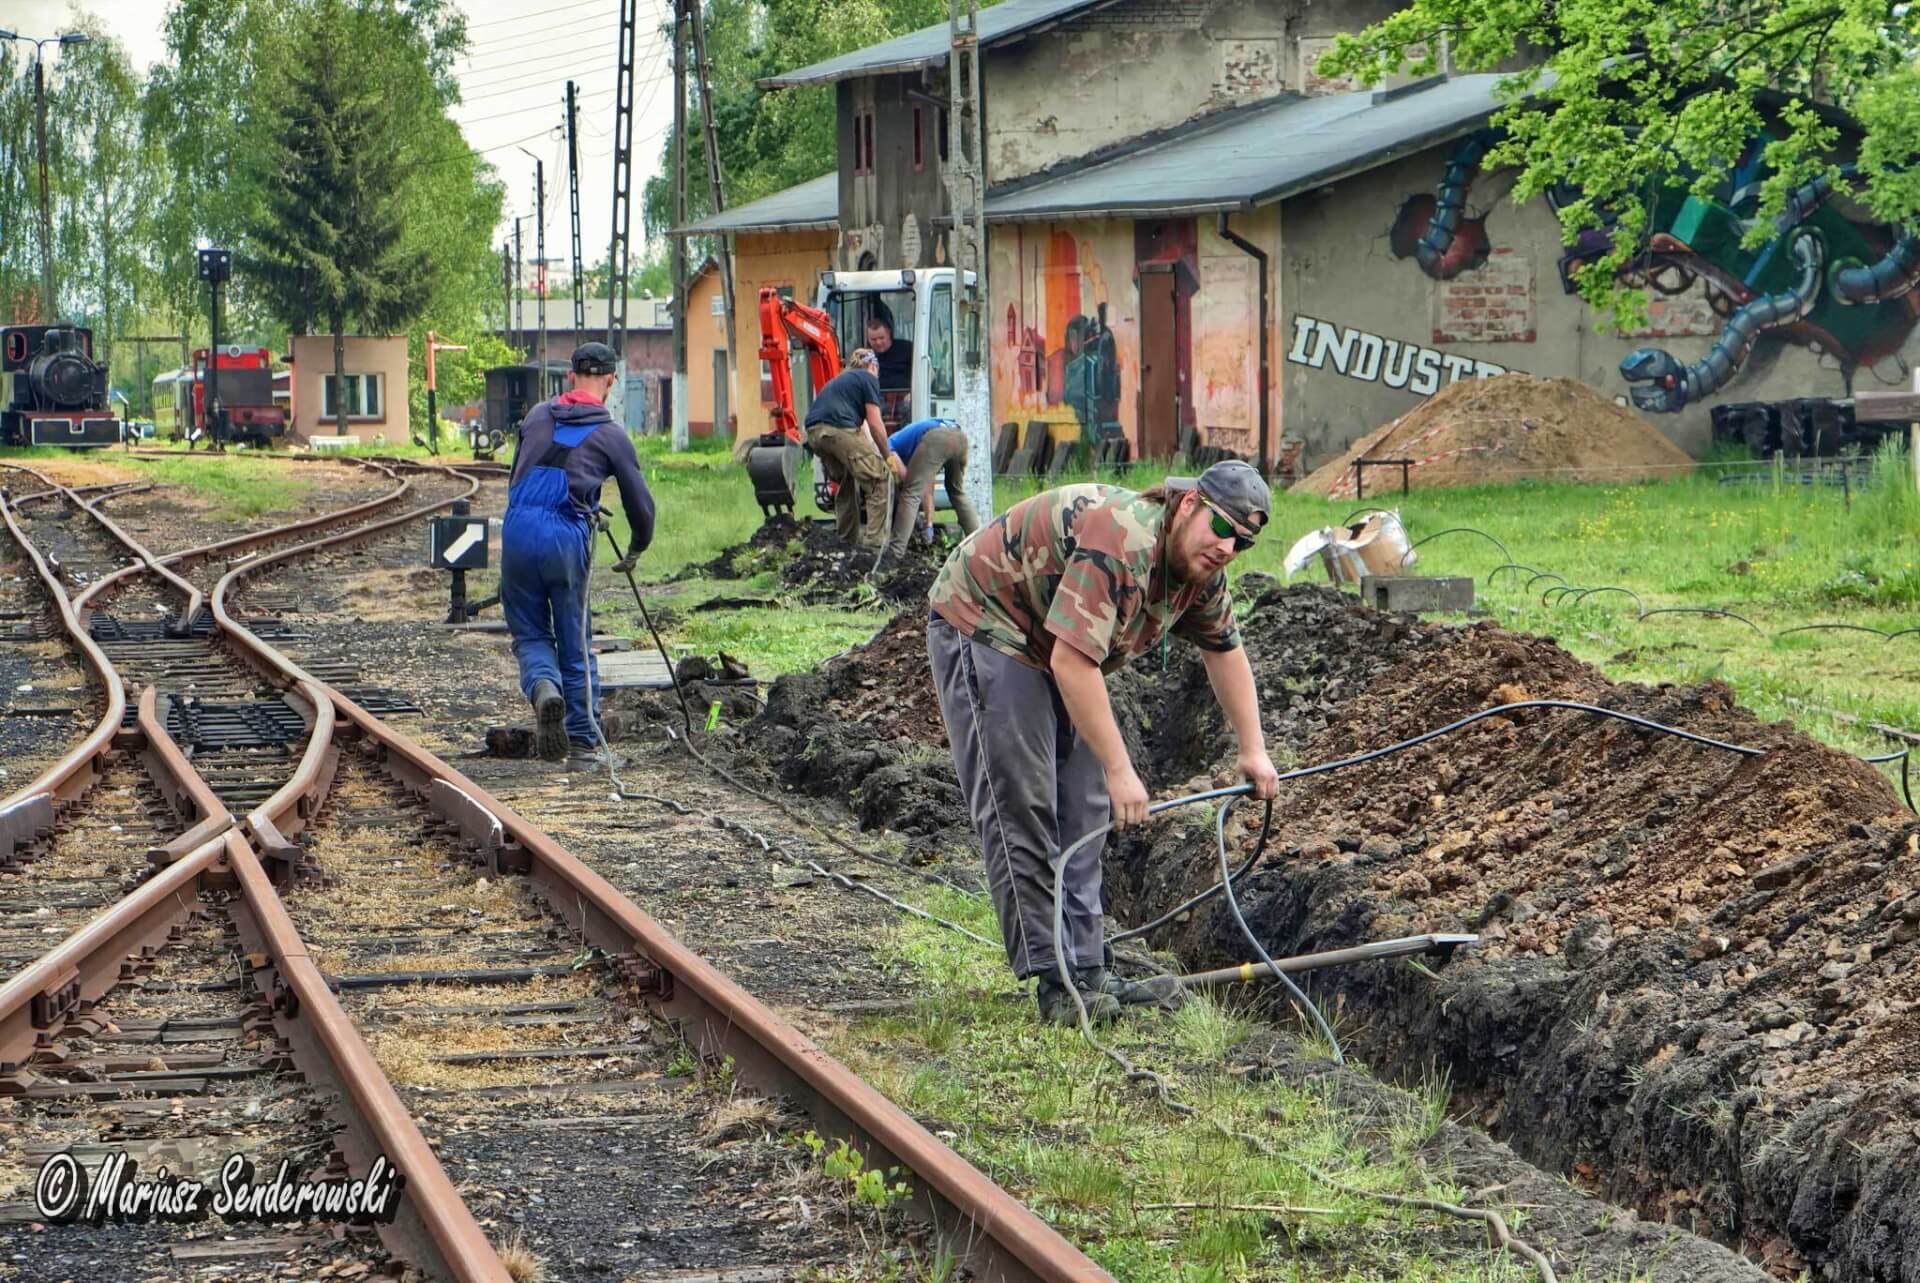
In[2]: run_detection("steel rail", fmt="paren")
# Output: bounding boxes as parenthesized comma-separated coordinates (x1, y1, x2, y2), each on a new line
(208, 476, 1117, 1283)
(220, 826, 513, 1282)
(0, 465, 512, 1279)
(134, 684, 236, 863)
(0, 677, 233, 1072)
(245, 678, 341, 863)
(0, 490, 129, 862)
(0, 835, 225, 1074)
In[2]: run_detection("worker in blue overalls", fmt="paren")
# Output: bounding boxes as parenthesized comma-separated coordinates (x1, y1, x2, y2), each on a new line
(502, 342, 656, 762)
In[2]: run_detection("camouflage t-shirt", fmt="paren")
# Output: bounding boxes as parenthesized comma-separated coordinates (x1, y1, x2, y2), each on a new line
(929, 483, 1241, 673)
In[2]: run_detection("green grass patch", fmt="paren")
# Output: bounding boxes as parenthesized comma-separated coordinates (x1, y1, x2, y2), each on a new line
(824, 886, 1539, 1282)
(0, 446, 317, 521)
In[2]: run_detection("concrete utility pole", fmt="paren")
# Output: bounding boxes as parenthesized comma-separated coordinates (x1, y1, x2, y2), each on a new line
(947, 0, 987, 304)
(671, 0, 689, 451)
(520, 151, 548, 379)
(689, 0, 736, 429)
(513, 220, 525, 353)
(607, 0, 639, 431)
(501, 241, 512, 344)
(566, 80, 586, 333)
(1, 30, 92, 319)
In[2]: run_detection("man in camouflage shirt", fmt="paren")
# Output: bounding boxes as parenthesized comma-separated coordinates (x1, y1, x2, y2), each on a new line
(928, 459, 1281, 1025)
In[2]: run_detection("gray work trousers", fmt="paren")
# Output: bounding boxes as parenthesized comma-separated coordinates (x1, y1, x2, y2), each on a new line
(885, 426, 981, 558)
(928, 614, 1109, 979)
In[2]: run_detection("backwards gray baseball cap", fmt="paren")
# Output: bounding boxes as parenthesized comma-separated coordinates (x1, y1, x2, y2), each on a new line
(571, 341, 619, 375)
(1166, 459, 1272, 533)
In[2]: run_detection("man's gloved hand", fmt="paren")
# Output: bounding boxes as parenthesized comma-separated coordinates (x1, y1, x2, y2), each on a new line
(917, 524, 935, 546)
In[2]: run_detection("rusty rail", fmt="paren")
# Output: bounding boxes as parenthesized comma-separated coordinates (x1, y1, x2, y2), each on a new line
(0, 486, 129, 860)
(209, 469, 1118, 1283)
(6, 457, 1115, 1283)
(221, 827, 512, 1282)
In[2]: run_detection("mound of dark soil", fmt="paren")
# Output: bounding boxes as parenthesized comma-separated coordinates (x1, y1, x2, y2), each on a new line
(679, 515, 949, 606)
(736, 611, 961, 850)
(676, 515, 804, 582)
(1105, 611, 1919, 1280)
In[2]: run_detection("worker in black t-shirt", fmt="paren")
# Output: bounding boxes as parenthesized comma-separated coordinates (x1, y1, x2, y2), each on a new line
(866, 314, 914, 392)
(802, 347, 906, 548)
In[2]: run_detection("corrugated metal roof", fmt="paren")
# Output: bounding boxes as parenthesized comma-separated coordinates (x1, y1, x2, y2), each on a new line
(985, 74, 1524, 221)
(759, 0, 1117, 89)
(678, 173, 839, 235)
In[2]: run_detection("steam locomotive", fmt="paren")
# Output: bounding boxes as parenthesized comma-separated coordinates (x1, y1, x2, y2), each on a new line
(2, 324, 122, 448)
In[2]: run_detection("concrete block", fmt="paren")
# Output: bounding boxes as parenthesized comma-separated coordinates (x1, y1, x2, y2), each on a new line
(1361, 575, 1474, 614)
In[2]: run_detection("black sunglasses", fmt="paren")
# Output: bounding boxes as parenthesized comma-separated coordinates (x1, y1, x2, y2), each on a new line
(1199, 497, 1258, 552)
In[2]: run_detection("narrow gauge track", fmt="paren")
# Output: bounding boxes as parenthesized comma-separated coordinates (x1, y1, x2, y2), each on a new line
(2, 458, 1114, 1283)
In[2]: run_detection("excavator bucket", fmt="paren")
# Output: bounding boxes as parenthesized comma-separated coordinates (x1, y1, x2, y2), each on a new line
(746, 437, 803, 517)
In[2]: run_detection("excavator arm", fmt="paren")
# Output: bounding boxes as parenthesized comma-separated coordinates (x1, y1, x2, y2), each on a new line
(758, 288, 842, 443)
(748, 286, 844, 515)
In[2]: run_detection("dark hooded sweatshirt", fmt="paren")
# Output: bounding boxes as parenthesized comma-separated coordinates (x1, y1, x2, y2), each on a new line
(509, 396, 656, 557)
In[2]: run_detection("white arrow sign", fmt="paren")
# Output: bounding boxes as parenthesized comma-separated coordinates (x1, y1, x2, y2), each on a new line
(442, 523, 486, 565)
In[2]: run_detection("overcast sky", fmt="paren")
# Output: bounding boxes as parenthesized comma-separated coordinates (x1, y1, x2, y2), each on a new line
(1, 0, 678, 273)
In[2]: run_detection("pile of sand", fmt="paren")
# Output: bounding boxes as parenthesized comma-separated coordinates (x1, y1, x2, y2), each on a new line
(1292, 374, 1695, 498)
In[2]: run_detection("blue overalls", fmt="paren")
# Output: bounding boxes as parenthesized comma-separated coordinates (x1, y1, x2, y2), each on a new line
(501, 422, 602, 744)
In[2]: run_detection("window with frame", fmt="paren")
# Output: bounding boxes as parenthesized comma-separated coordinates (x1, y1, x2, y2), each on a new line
(928, 283, 954, 398)
(864, 114, 875, 174)
(938, 107, 950, 163)
(321, 373, 381, 419)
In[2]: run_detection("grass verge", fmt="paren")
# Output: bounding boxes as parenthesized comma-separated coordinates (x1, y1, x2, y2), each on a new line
(617, 439, 1920, 764)
(825, 888, 1541, 1283)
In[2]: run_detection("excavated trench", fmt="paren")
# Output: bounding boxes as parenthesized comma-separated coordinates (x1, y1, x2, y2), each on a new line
(1100, 586, 1919, 1282)
(732, 583, 1918, 1281)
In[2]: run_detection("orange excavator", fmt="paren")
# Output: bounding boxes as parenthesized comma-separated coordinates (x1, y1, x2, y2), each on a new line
(742, 268, 993, 521)
(745, 288, 840, 516)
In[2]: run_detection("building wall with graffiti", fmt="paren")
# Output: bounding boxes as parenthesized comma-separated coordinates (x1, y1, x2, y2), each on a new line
(986, 210, 1280, 462)
(1279, 133, 1920, 469)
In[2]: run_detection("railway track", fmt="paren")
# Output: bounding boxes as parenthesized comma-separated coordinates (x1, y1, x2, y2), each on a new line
(0, 456, 1112, 1283)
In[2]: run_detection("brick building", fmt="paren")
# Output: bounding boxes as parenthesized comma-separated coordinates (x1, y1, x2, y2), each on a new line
(495, 298, 672, 433)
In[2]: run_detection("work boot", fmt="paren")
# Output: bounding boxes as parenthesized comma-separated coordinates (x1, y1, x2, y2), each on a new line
(531, 680, 566, 761)
(1099, 970, 1188, 1011)
(569, 739, 626, 770)
(1035, 971, 1121, 1027)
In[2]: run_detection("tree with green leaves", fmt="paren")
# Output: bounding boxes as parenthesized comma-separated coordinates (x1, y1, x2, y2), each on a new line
(244, 0, 448, 435)
(1319, 2, 1920, 331)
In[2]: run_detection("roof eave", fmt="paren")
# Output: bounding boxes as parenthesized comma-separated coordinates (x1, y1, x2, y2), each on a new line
(1250, 111, 1499, 208)
(983, 199, 1250, 223)
(671, 218, 838, 237)
(757, 56, 942, 90)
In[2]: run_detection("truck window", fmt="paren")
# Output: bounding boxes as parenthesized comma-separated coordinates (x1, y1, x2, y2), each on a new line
(929, 283, 954, 398)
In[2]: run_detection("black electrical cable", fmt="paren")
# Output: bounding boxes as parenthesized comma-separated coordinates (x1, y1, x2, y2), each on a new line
(1108, 799, 1273, 944)
(602, 525, 974, 892)
(1215, 795, 1344, 1059)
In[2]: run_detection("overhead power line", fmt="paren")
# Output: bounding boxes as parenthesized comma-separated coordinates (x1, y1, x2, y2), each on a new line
(466, 1, 619, 30)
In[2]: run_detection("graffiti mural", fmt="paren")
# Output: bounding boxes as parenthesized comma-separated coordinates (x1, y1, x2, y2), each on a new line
(1390, 130, 1496, 280)
(1390, 131, 1920, 411)
(998, 227, 1130, 446)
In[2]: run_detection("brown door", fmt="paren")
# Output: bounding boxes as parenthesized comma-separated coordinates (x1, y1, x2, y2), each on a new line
(1138, 263, 1177, 460)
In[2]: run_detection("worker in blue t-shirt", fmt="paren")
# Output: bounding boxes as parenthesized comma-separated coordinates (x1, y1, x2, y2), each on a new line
(804, 347, 905, 548)
(885, 417, 980, 558)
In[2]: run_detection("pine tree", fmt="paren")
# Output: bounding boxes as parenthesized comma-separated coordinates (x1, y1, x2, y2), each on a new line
(246, 0, 433, 435)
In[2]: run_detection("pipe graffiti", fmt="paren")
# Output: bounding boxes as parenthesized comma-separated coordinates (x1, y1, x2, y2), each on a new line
(1389, 132, 1920, 412)
(1285, 315, 1516, 395)
(1621, 230, 1825, 412)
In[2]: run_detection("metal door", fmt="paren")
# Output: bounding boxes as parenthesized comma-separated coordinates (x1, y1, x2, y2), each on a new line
(1138, 262, 1178, 460)
(712, 349, 729, 437)
(622, 374, 648, 432)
